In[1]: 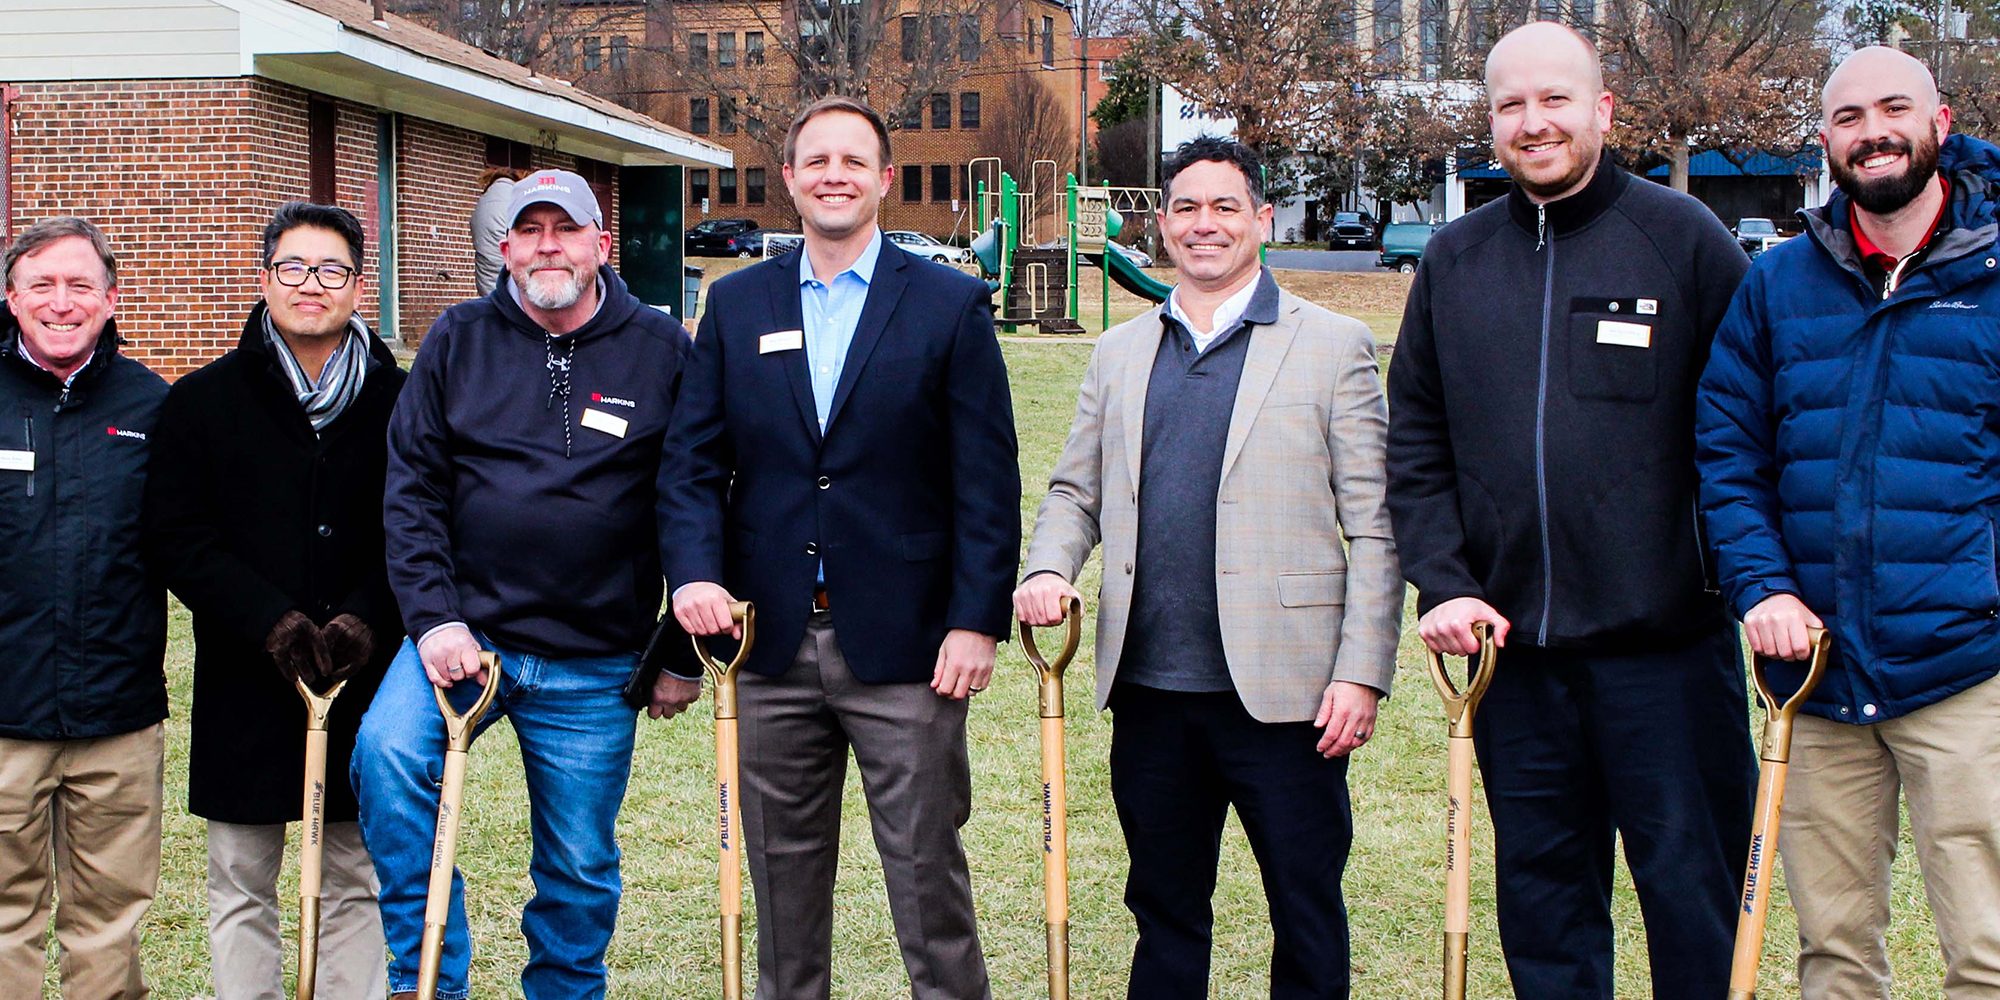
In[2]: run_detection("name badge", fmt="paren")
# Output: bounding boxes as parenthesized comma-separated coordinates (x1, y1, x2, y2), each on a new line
(1596, 320, 1652, 349)
(579, 407, 629, 439)
(760, 329, 804, 354)
(0, 449, 32, 472)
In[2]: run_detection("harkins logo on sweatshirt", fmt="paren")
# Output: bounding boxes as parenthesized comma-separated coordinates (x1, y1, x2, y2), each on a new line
(106, 426, 147, 441)
(589, 392, 637, 409)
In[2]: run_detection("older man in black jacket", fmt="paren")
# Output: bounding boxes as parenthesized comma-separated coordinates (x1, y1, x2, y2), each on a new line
(145, 202, 405, 999)
(0, 217, 168, 999)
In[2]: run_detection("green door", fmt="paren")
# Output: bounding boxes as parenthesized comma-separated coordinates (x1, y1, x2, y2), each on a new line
(618, 165, 687, 316)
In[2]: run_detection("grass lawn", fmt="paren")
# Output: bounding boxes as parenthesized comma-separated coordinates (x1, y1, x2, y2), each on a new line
(98, 266, 1949, 998)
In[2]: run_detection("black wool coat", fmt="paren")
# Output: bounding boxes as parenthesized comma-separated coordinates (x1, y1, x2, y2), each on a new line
(143, 305, 407, 824)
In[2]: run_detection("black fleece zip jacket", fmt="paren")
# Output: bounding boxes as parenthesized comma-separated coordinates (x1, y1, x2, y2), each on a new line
(384, 266, 693, 658)
(1386, 154, 1749, 651)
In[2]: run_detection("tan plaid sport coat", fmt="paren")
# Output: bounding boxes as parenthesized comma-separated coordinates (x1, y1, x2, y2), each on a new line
(1022, 289, 1404, 723)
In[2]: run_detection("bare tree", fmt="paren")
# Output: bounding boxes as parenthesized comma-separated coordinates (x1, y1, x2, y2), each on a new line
(1363, 85, 1485, 217)
(1597, 0, 1832, 191)
(981, 74, 1076, 179)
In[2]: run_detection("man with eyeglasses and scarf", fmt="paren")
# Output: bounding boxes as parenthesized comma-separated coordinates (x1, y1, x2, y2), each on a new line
(353, 169, 700, 1000)
(144, 201, 403, 998)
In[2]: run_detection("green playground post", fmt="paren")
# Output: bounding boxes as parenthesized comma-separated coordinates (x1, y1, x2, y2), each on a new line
(1066, 175, 1080, 322)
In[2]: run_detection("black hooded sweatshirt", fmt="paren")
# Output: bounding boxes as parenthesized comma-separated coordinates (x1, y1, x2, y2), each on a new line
(1386, 153, 1750, 651)
(384, 265, 693, 658)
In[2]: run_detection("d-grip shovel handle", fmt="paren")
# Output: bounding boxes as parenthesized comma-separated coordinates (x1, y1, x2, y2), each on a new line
(1749, 627, 1832, 764)
(1427, 622, 1498, 739)
(692, 602, 756, 721)
(294, 676, 351, 731)
(430, 652, 502, 752)
(1019, 596, 1083, 719)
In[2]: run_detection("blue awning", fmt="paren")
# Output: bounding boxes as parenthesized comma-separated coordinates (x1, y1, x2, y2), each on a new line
(1453, 147, 1821, 180)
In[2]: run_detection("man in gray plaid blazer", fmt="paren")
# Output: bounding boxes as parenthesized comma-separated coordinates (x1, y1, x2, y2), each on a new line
(1015, 137, 1402, 1000)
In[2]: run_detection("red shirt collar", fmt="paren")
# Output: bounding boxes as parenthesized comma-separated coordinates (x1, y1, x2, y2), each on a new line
(1851, 176, 1950, 271)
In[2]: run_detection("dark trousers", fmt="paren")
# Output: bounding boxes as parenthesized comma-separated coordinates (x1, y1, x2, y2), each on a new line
(1471, 622, 1756, 999)
(1108, 683, 1353, 1000)
(736, 611, 989, 1000)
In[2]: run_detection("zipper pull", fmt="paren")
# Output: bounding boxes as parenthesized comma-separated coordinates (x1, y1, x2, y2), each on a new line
(54, 387, 70, 412)
(1536, 204, 1547, 251)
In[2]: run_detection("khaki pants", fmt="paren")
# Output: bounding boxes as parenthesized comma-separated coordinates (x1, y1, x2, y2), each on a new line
(207, 820, 387, 1000)
(0, 725, 164, 999)
(1780, 673, 2000, 999)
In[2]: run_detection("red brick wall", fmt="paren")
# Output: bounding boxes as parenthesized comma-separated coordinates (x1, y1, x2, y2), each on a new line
(6, 77, 622, 375)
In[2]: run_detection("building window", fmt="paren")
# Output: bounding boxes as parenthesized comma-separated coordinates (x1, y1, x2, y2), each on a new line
(931, 164, 952, 202)
(1572, 0, 1595, 29)
(719, 97, 738, 135)
(583, 36, 602, 71)
(1333, 0, 1359, 44)
(902, 166, 923, 202)
(1040, 16, 1056, 68)
(1420, 0, 1446, 78)
(690, 168, 710, 205)
(718, 32, 737, 67)
(308, 97, 337, 204)
(690, 97, 710, 134)
(746, 167, 766, 205)
(1470, 0, 1495, 50)
(746, 31, 765, 63)
(610, 35, 628, 70)
(485, 137, 532, 170)
(901, 16, 921, 62)
(958, 14, 980, 60)
(689, 32, 707, 65)
(719, 168, 738, 205)
(1538, 0, 1563, 18)
(1373, 0, 1403, 72)
(960, 92, 980, 129)
(929, 93, 950, 129)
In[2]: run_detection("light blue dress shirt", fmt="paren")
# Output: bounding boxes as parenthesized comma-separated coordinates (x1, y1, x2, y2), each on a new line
(798, 229, 883, 433)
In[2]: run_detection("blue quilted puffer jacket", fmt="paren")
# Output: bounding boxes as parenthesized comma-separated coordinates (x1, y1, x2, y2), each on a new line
(1697, 133, 2000, 724)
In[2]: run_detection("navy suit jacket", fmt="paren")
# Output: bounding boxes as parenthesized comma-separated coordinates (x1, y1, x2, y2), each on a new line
(659, 243, 1021, 683)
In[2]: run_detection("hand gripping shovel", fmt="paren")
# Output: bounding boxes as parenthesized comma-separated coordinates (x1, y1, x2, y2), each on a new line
(1428, 622, 1498, 1000)
(691, 602, 757, 1000)
(1728, 627, 1833, 1000)
(292, 675, 351, 1000)
(416, 652, 501, 1000)
(1019, 596, 1084, 1000)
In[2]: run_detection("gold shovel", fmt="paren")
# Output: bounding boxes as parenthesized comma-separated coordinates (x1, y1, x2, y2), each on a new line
(1428, 622, 1498, 1000)
(1727, 627, 1833, 1000)
(691, 602, 757, 1000)
(1020, 595, 1083, 1000)
(292, 675, 349, 1000)
(415, 652, 501, 1000)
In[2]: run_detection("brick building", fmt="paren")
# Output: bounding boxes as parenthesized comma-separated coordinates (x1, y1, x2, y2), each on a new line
(0, 0, 728, 376)
(543, 0, 1082, 241)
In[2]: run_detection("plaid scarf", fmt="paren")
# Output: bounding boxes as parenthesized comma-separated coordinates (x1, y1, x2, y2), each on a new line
(263, 310, 375, 435)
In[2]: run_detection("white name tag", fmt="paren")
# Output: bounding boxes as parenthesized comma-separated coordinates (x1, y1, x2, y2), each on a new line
(0, 449, 32, 472)
(1596, 320, 1652, 348)
(759, 329, 804, 354)
(579, 407, 629, 439)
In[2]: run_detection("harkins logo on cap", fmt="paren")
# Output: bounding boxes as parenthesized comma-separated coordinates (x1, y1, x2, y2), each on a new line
(106, 426, 147, 441)
(535, 176, 574, 193)
(589, 392, 637, 409)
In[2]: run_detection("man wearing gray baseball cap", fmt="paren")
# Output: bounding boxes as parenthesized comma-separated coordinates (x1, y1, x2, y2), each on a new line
(353, 166, 703, 999)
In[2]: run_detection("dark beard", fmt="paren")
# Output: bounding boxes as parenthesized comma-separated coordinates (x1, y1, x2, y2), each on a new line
(1832, 127, 1941, 215)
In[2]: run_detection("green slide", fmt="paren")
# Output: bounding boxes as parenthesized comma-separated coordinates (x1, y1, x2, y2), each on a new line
(1083, 249, 1172, 303)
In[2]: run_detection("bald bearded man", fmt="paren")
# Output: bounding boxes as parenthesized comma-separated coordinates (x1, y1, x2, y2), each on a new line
(1698, 47, 2000, 997)
(1386, 22, 1756, 998)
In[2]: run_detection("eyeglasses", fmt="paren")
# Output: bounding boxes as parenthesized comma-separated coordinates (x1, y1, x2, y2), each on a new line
(269, 261, 357, 289)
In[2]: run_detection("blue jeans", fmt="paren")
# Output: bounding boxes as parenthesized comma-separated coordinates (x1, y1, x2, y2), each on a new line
(350, 636, 639, 1000)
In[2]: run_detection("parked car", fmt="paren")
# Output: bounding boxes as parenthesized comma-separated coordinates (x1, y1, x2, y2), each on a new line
(1376, 221, 1441, 273)
(1106, 240, 1154, 268)
(1327, 211, 1377, 250)
(1733, 217, 1793, 258)
(684, 218, 759, 256)
(886, 230, 974, 264)
(757, 231, 805, 257)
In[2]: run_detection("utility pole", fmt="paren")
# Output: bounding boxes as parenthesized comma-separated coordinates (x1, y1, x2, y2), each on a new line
(1078, 0, 1091, 183)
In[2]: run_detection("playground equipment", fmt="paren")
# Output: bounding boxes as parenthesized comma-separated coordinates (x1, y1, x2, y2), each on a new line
(967, 158, 1170, 334)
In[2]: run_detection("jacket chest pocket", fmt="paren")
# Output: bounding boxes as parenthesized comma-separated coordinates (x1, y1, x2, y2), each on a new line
(0, 413, 36, 502)
(1566, 300, 1659, 403)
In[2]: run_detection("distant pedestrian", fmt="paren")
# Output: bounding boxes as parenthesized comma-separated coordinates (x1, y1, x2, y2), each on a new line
(471, 166, 521, 296)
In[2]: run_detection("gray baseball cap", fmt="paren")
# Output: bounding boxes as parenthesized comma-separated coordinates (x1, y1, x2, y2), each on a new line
(506, 169, 604, 228)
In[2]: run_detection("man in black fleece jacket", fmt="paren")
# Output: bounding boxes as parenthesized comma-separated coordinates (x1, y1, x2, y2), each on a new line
(1386, 23, 1756, 998)
(353, 170, 699, 1000)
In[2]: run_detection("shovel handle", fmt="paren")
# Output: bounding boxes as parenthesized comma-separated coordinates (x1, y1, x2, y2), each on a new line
(431, 652, 502, 753)
(693, 602, 755, 722)
(1429, 623, 1496, 1000)
(695, 603, 754, 1000)
(1020, 596, 1083, 719)
(294, 678, 344, 1000)
(1427, 622, 1498, 739)
(1749, 627, 1833, 760)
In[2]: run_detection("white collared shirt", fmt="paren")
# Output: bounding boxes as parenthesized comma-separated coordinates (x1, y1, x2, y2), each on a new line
(1167, 274, 1260, 353)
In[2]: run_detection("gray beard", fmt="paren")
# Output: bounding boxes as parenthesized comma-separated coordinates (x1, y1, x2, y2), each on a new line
(520, 268, 584, 310)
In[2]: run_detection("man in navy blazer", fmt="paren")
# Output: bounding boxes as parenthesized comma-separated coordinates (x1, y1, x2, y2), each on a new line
(659, 96, 1019, 999)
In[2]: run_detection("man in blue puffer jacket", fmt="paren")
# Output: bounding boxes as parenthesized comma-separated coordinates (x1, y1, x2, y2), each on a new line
(1697, 46, 2000, 997)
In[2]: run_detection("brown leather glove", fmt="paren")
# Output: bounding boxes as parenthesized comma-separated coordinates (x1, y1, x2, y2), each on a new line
(320, 614, 375, 684)
(265, 611, 330, 687)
